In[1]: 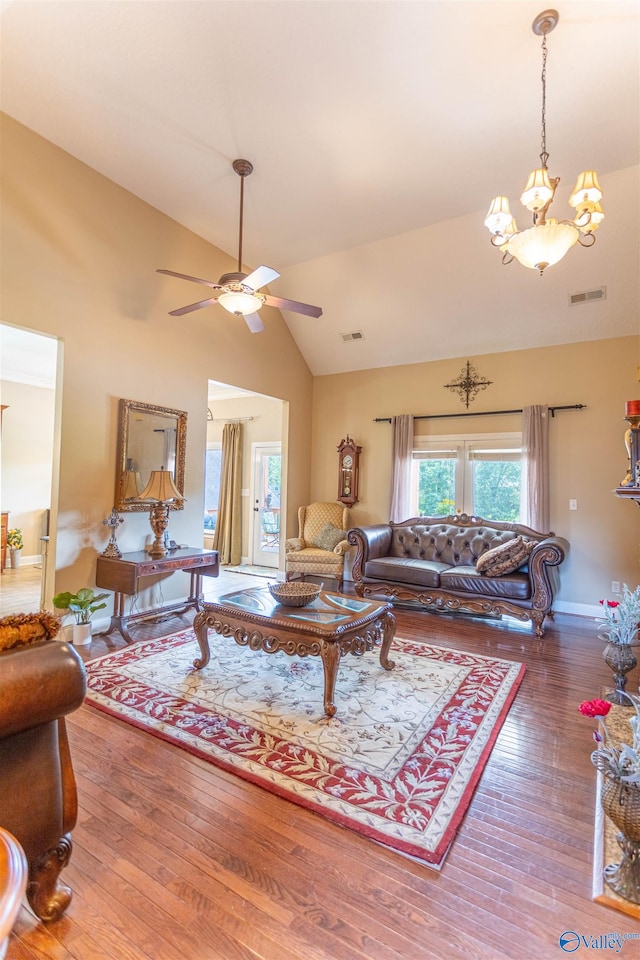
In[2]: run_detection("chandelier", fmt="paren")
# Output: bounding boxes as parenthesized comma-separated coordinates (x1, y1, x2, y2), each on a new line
(484, 9, 604, 275)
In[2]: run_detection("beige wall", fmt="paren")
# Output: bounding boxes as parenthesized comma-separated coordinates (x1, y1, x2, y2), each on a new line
(311, 337, 640, 613)
(1, 114, 313, 607)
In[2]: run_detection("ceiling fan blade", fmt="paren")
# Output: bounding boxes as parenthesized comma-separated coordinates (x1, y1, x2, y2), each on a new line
(242, 265, 280, 291)
(157, 269, 222, 290)
(263, 295, 323, 318)
(168, 297, 220, 317)
(243, 312, 265, 334)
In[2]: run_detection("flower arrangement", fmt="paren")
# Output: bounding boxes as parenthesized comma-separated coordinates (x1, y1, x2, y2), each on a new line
(579, 694, 640, 784)
(7, 528, 23, 550)
(597, 583, 640, 645)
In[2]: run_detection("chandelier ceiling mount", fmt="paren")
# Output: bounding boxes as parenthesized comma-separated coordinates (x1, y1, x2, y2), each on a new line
(484, 9, 604, 275)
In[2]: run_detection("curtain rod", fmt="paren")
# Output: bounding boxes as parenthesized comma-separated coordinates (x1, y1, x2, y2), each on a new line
(373, 404, 586, 423)
(207, 414, 255, 424)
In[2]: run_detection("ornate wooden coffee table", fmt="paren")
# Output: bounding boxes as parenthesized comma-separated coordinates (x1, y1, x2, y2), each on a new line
(193, 586, 396, 717)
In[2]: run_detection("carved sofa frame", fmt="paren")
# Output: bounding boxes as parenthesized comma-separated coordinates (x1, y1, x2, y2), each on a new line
(347, 514, 569, 637)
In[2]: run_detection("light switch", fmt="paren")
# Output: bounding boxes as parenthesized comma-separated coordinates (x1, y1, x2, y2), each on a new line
(569, 499, 577, 510)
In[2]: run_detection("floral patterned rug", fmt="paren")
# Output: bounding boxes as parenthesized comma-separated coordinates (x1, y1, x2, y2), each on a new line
(85, 630, 525, 868)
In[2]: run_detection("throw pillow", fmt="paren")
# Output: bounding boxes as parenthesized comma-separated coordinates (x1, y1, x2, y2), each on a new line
(475, 537, 535, 577)
(313, 523, 346, 552)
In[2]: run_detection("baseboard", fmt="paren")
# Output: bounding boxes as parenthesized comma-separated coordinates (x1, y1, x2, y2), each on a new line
(554, 600, 600, 620)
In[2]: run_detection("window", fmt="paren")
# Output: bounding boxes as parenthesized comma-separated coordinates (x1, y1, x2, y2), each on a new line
(411, 433, 522, 522)
(204, 445, 222, 532)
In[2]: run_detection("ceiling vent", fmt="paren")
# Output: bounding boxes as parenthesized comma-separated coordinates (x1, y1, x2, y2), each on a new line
(569, 286, 606, 306)
(341, 330, 365, 343)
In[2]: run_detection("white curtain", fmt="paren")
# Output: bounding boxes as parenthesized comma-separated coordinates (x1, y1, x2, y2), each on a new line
(389, 414, 414, 522)
(520, 405, 550, 532)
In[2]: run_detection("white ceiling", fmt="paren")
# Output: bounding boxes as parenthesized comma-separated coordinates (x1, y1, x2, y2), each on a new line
(1, 1, 638, 376)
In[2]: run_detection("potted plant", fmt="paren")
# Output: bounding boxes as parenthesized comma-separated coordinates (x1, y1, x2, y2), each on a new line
(52, 587, 109, 646)
(7, 528, 23, 568)
(597, 584, 640, 703)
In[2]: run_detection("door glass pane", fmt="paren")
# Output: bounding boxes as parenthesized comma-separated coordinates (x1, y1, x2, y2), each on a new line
(472, 459, 521, 521)
(258, 453, 281, 553)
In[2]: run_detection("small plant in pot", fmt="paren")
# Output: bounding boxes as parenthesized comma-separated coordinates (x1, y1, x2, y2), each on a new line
(52, 588, 109, 646)
(7, 528, 23, 568)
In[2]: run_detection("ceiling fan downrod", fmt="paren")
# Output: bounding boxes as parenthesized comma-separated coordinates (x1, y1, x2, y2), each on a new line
(232, 159, 253, 274)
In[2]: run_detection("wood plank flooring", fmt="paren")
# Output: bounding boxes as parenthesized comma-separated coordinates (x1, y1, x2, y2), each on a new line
(7, 571, 640, 959)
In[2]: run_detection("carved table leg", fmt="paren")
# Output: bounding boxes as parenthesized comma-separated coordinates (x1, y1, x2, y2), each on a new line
(27, 833, 73, 922)
(193, 610, 211, 669)
(379, 610, 397, 671)
(320, 640, 341, 718)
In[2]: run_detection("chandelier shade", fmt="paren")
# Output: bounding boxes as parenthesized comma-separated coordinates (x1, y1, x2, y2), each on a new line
(506, 220, 580, 273)
(484, 10, 604, 274)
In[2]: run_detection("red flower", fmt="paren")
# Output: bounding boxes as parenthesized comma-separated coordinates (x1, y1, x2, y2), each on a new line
(579, 698, 612, 718)
(599, 599, 620, 608)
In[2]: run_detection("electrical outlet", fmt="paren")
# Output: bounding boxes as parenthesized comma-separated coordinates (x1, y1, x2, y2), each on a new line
(611, 581, 621, 594)
(569, 499, 577, 511)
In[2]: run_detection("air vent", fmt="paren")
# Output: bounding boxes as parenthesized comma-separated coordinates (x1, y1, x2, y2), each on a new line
(341, 330, 365, 343)
(569, 286, 606, 306)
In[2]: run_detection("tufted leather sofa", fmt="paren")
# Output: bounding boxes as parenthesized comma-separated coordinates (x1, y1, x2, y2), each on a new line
(348, 514, 569, 636)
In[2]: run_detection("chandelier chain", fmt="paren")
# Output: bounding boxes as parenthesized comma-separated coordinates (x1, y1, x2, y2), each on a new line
(540, 34, 549, 168)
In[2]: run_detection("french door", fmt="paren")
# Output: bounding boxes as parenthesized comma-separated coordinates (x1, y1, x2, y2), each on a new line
(411, 433, 522, 522)
(250, 443, 282, 567)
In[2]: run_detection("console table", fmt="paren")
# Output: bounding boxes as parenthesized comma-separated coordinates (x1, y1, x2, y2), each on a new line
(95, 547, 219, 643)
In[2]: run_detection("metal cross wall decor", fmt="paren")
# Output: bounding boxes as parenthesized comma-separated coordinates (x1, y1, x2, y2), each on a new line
(444, 361, 494, 408)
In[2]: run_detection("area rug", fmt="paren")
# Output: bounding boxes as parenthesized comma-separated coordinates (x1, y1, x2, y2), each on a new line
(84, 630, 525, 868)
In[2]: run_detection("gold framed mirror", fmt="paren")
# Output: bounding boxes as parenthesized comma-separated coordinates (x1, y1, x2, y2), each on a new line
(115, 399, 187, 512)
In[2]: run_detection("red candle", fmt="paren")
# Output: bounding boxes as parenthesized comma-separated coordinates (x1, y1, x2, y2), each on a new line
(625, 400, 640, 417)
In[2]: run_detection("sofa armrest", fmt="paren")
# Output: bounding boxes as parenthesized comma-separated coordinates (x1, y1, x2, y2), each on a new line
(0, 641, 86, 739)
(348, 525, 393, 583)
(285, 537, 306, 553)
(527, 536, 570, 611)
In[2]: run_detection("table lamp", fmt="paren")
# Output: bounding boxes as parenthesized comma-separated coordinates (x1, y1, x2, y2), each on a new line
(138, 470, 184, 556)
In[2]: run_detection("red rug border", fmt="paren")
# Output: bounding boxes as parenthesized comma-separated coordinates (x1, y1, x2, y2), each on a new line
(85, 631, 526, 867)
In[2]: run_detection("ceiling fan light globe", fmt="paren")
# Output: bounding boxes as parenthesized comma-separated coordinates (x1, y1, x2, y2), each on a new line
(506, 220, 579, 273)
(218, 290, 264, 316)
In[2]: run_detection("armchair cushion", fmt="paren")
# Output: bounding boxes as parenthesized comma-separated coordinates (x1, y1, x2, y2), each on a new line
(313, 523, 346, 552)
(0, 612, 62, 652)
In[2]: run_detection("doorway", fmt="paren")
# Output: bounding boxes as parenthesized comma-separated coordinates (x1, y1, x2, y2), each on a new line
(250, 443, 281, 567)
(0, 324, 59, 614)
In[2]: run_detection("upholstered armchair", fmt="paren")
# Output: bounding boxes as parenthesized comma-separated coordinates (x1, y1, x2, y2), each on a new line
(0, 612, 86, 922)
(284, 502, 350, 589)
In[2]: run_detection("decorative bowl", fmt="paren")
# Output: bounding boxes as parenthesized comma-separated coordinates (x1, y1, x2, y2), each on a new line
(268, 582, 321, 607)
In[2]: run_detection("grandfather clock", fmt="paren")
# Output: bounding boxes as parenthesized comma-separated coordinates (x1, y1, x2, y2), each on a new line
(337, 436, 361, 507)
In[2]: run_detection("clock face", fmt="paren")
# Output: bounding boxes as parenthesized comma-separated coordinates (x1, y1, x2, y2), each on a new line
(343, 454, 353, 468)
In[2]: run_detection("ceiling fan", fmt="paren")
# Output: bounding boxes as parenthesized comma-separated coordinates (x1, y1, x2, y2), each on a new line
(157, 159, 322, 333)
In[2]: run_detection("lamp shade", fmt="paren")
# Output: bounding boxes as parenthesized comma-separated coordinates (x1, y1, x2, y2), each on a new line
(520, 168, 554, 212)
(569, 170, 603, 208)
(576, 200, 605, 233)
(484, 196, 513, 235)
(138, 470, 183, 502)
(218, 290, 264, 316)
(123, 470, 142, 500)
(506, 220, 579, 273)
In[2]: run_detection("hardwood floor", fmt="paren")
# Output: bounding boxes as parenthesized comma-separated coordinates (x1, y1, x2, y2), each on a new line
(7, 572, 640, 959)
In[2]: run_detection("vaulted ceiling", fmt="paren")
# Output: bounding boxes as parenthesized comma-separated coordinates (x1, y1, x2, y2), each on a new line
(2, 1, 638, 375)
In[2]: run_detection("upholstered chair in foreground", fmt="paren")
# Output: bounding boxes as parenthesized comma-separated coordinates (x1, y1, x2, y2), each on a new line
(0, 612, 86, 922)
(284, 501, 350, 589)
